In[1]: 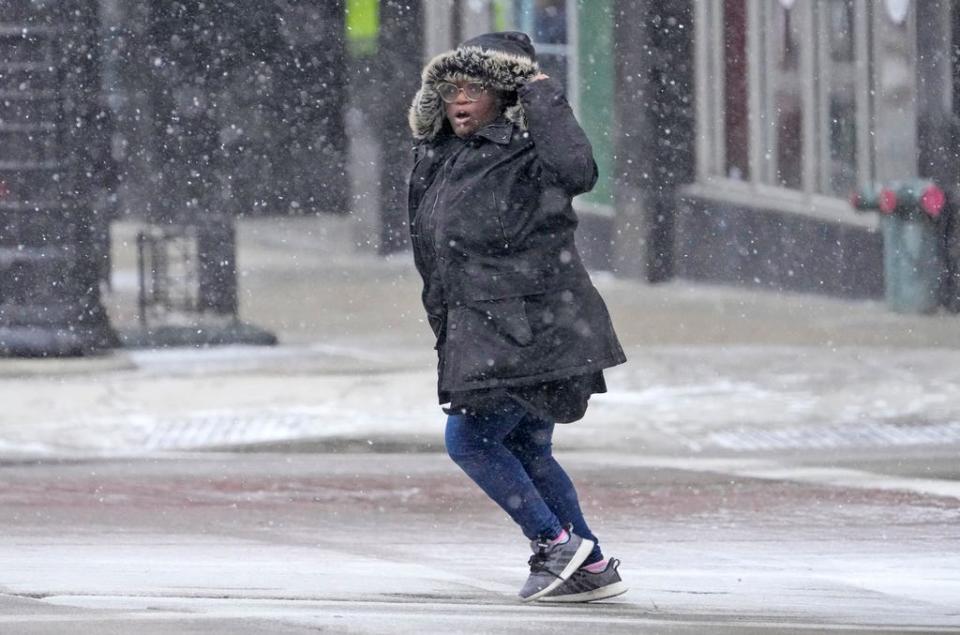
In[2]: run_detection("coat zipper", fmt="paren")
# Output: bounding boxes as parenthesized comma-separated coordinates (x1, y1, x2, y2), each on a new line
(424, 148, 463, 257)
(492, 192, 509, 248)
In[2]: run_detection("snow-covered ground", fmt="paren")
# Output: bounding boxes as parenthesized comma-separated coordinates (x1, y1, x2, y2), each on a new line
(0, 453, 957, 633)
(4, 342, 960, 458)
(3, 216, 960, 632)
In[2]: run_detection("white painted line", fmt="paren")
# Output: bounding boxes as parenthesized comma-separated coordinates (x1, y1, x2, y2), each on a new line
(584, 455, 960, 500)
(730, 466, 960, 500)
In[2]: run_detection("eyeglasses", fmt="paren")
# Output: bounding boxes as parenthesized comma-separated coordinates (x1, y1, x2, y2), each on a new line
(436, 81, 487, 103)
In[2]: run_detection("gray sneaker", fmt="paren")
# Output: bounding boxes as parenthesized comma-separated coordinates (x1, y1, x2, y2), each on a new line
(539, 558, 628, 603)
(518, 526, 595, 602)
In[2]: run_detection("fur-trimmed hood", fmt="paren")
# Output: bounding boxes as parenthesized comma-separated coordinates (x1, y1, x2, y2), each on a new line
(408, 31, 540, 141)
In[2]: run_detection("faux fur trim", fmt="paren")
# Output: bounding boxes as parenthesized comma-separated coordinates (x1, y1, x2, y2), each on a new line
(408, 46, 539, 141)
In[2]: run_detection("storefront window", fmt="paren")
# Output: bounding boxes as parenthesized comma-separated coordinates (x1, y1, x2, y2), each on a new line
(696, 0, 874, 204)
(770, 4, 804, 189)
(531, 0, 568, 82)
(532, 0, 566, 43)
(821, 0, 858, 195)
(510, 0, 570, 88)
(723, 0, 749, 180)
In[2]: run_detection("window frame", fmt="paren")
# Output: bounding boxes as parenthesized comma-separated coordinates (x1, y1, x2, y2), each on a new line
(694, 0, 878, 227)
(814, 0, 862, 196)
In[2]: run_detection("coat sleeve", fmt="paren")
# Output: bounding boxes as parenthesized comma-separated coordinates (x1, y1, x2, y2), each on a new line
(517, 77, 598, 196)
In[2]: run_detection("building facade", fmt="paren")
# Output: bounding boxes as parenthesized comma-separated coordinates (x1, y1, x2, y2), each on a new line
(443, 0, 959, 300)
(681, 0, 952, 298)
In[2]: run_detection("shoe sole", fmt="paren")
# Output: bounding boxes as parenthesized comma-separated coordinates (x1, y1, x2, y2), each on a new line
(520, 538, 595, 603)
(537, 581, 629, 603)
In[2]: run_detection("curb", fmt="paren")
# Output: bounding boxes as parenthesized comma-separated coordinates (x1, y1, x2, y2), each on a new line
(0, 352, 136, 378)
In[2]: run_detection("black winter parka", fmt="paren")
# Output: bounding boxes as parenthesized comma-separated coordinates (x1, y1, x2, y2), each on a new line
(408, 76, 626, 413)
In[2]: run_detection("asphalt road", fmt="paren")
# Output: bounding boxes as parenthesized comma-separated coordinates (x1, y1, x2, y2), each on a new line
(0, 450, 957, 634)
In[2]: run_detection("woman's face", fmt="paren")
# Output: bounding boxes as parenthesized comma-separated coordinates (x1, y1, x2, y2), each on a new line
(444, 80, 501, 138)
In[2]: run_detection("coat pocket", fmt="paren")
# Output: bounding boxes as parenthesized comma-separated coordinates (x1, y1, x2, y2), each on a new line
(446, 297, 534, 386)
(477, 297, 533, 346)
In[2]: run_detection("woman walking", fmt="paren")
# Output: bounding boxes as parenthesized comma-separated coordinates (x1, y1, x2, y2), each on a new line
(407, 31, 627, 602)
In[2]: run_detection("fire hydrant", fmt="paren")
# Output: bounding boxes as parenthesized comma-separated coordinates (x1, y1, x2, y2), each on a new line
(851, 180, 948, 314)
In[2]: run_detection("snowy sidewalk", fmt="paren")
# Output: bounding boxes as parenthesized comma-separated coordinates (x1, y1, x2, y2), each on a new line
(3, 215, 960, 458)
(5, 343, 960, 458)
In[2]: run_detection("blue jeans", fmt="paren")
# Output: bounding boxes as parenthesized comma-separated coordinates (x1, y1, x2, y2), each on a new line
(444, 398, 603, 564)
